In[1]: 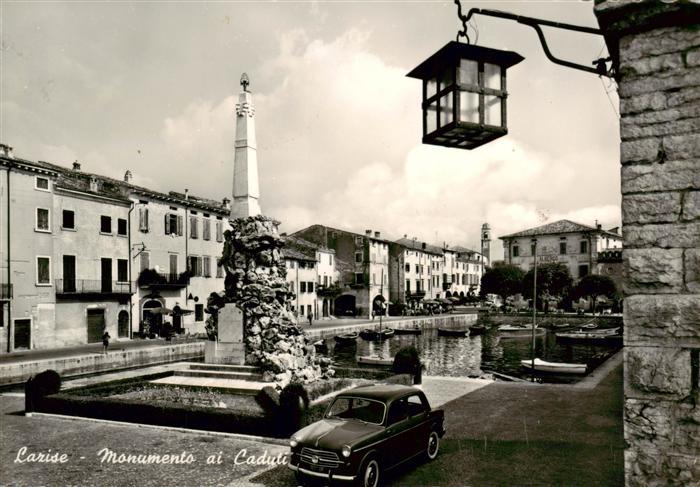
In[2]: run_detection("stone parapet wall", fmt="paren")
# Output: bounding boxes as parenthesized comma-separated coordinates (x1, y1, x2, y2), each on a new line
(595, 1, 700, 484)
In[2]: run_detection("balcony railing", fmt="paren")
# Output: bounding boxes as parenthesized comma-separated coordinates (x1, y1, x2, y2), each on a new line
(0, 283, 12, 300)
(137, 269, 191, 289)
(55, 279, 132, 296)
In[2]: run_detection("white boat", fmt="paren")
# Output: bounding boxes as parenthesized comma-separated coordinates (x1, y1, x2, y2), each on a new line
(556, 328, 621, 341)
(357, 356, 393, 366)
(499, 324, 546, 337)
(520, 358, 587, 374)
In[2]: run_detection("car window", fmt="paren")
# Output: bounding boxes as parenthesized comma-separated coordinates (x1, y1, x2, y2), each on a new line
(326, 397, 385, 425)
(407, 394, 427, 416)
(387, 398, 409, 426)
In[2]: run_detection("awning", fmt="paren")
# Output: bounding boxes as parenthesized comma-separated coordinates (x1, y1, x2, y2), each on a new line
(440, 298, 452, 304)
(148, 307, 173, 315)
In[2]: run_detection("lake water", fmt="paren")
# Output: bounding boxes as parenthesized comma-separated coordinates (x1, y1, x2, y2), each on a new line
(318, 318, 621, 384)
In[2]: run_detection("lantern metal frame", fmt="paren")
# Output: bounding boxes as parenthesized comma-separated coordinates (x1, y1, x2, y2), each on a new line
(407, 42, 524, 150)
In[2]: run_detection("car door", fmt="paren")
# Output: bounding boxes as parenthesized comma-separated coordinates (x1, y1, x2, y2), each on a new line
(404, 393, 431, 458)
(384, 397, 411, 468)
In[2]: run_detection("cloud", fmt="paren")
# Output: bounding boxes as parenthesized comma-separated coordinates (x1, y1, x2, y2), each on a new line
(159, 26, 620, 260)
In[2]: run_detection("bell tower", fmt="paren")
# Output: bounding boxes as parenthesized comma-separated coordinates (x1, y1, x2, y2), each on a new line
(481, 222, 491, 266)
(231, 73, 262, 219)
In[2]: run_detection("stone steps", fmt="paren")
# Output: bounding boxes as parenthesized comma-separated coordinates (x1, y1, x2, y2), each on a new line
(151, 375, 267, 395)
(173, 369, 264, 381)
(188, 363, 261, 374)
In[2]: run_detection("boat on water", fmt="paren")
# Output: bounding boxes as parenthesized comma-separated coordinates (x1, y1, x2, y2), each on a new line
(437, 328, 469, 337)
(357, 356, 393, 366)
(520, 358, 587, 374)
(581, 322, 598, 329)
(334, 332, 359, 344)
(498, 324, 546, 337)
(359, 328, 395, 340)
(394, 326, 422, 335)
(469, 325, 486, 336)
(556, 328, 621, 343)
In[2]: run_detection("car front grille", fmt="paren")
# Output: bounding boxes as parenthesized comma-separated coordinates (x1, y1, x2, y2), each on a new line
(300, 447, 342, 468)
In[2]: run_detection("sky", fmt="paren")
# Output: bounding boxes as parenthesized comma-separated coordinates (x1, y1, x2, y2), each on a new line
(1, 0, 621, 260)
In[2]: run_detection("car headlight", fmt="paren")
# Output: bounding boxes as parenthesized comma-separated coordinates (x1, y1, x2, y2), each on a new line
(341, 445, 351, 458)
(289, 435, 300, 448)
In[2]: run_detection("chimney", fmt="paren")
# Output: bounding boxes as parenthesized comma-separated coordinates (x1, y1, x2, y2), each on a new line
(0, 143, 14, 159)
(365, 229, 372, 236)
(374, 231, 381, 239)
(404, 234, 408, 238)
(596, 223, 602, 230)
(222, 197, 231, 210)
(124, 170, 132, 183)
(72, 161, 81, 171)
(422, 242, 426, 250)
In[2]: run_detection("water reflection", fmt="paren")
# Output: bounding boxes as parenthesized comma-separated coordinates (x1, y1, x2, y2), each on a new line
(319, 319, 620, 384)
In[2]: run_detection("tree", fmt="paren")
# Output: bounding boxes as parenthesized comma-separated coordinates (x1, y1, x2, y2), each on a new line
(480, 264, 525, 309)
(572, 274, 618, 314)
(521, 263, 573, 311)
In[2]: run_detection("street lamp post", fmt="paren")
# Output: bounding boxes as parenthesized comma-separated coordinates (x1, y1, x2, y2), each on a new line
(531, 238, 538, 382)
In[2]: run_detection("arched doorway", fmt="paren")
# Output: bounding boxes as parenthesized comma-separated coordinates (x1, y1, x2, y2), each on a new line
(142, 299, 163, 337)
(445, 291, 452, 298)
(172, 305, 182, 333)
(335, 294, 356, 317)
(117, 310, 129, 338)
(372, 295, 386, 316)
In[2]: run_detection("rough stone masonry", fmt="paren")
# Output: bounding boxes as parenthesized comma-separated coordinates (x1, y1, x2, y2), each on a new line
(595, 1, 700, 485)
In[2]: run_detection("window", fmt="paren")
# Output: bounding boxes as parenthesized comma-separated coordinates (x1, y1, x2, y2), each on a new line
(117, 218, 127, 236)
(140, 252, 150, 272)
(406, 280, 411, 292)
(35, 176, 50, 191)
(308, 282, 314, 293)
(407, 394, 427, 416)
(289, 281, 295, 293)
(117, 259, 128, 282)
(329, 254, 333, 266)
(62, 210, 75, 230)
(216, 221, 224, 242)
(36, 208, 50, 232)
(300, 282, 307, 293)
(299, 306, 305, 317)
(36, 256, 51, 285)
(578, 264, 589, 278)
(188, 256, 202, 277)
(100, 215, 112, 234)
(165, 213, 183, 235)
(531, 244, 536, 256)
(323, 275, 328, 286)
(355, 273, 364, 285)
(195, 304, 204, 322)
(216, 262, 224, 278)
(203, 256, 211, 277)
(139, 207, 149, 232)
(580, 240, 588, 254)
(415, 264, 419, 274)
(203, 219, 211, 240)
(355, 236, 363, 245)
(190, 216, 199, 239)
(559, 241, 567, 255)
(355, 252, 363, 263)
(512, 245, 519, 257)
(387, 398, 408, 426)
(170, 254, 178, 276)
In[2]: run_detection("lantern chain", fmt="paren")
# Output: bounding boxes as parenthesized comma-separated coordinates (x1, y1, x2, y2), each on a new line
(455, 0, 470, 44)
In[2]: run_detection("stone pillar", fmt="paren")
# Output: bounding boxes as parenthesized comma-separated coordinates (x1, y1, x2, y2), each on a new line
(231, 74, 262, 220)
(595, 2, 700, 484)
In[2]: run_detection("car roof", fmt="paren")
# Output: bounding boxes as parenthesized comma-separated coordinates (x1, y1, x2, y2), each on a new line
(339, 384, 420, 402)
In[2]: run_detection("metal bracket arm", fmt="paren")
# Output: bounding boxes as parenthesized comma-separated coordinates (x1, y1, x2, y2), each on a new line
(456, 3, 615, 78)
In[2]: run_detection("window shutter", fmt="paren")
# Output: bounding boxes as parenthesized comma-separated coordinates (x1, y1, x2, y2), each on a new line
(177, 215, 183, 236)
(165, 214, 170, 234)
(143, 208, 149, 232)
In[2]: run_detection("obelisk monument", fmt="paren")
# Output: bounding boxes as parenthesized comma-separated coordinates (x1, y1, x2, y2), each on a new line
(231, 73, 262, 219)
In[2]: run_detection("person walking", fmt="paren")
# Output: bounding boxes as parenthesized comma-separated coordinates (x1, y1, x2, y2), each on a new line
(308, 313, 313, 327)
(102, 330, 111, 355)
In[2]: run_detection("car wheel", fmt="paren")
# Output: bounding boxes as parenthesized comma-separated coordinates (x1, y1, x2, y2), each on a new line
(426, 430, 440, 460)
(357, 456, 381, 487)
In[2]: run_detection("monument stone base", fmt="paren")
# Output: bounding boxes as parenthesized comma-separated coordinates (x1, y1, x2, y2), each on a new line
(204, 304, 245, 365)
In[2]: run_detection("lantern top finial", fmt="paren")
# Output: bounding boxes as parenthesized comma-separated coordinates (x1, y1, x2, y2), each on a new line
(240, 73, 250, 92)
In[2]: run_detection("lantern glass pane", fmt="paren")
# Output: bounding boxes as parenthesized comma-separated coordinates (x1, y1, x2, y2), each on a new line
(427, 78, 438, 99)
(439, 94, 453, 126)
(484, 63, 501, 90)
(459, 91, 479, 124)
(426, 101, 438, 134)
(458, 59, 478, 86)
(439, 69, 453, 92)
(484, 95, 502, 126)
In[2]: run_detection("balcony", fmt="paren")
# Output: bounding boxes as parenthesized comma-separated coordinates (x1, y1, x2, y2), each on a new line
(137, 269, 191, 290)
(55, 279, 132, 298)
(0, 283, 12, 300)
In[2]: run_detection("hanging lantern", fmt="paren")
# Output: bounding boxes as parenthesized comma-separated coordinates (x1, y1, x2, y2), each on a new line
(407, 41, 524, 150)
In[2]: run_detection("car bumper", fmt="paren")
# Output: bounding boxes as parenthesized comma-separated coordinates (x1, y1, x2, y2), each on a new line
(288, 463, 356, 482)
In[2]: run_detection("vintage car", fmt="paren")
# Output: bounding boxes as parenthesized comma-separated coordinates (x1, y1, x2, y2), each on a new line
(288, 384, 445, 486)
